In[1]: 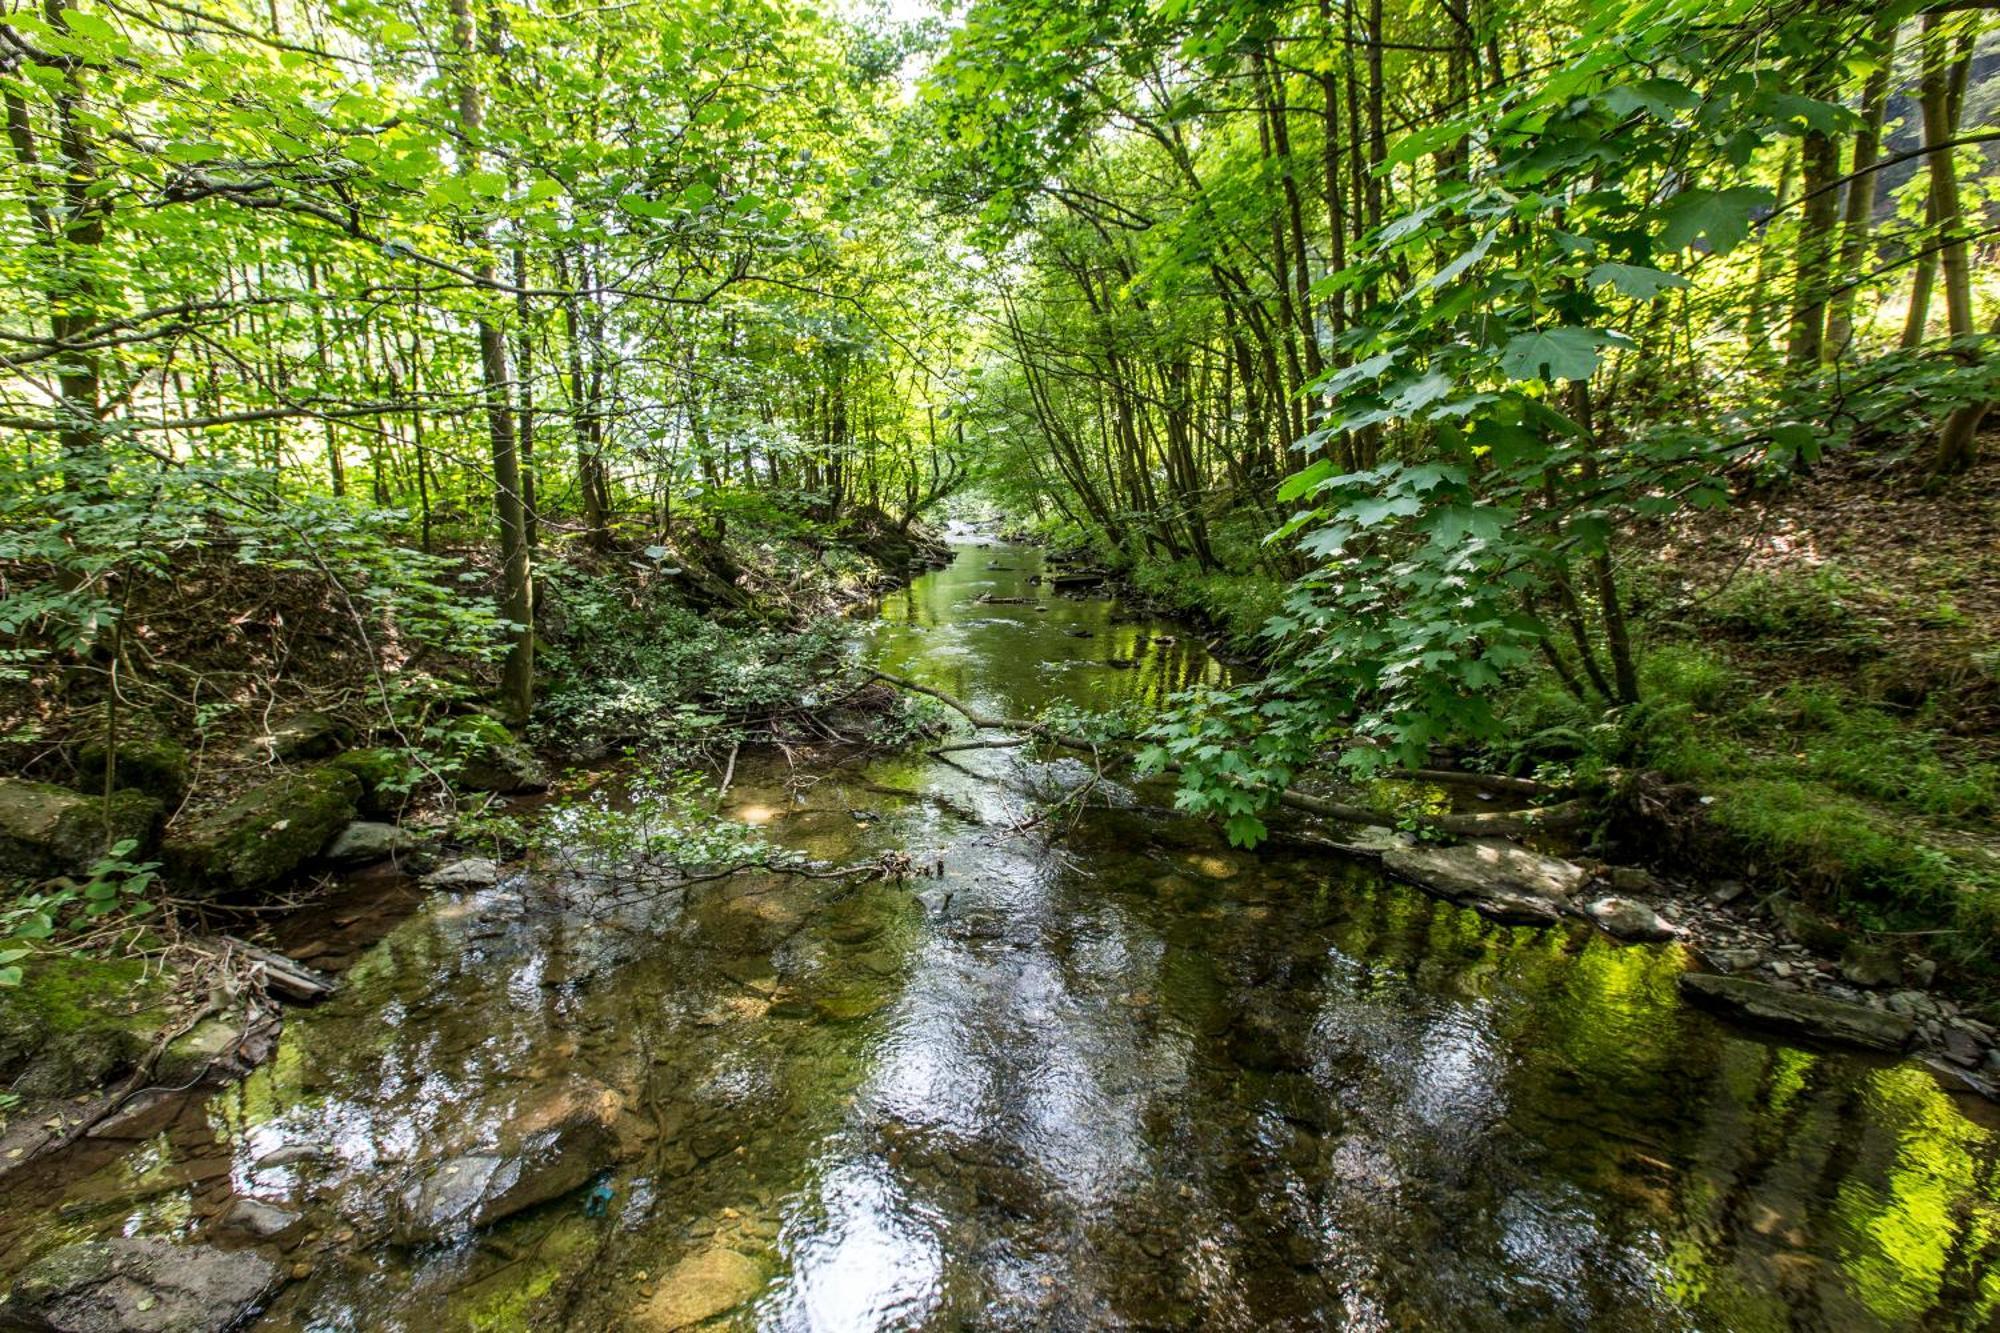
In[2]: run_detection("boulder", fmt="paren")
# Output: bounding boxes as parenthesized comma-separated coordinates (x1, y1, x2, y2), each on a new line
(1585, 896, 1678, 943)
(162, 767, 359, 897)
(322, 821, 420, 867)
(1679, 972, 1915, 1052)
(324, 748, 415, 818)
(1380, 839, 1584, 926)
(74, 723, 190, 804)
(449, 717, 548, 794)
(630, 1247, 769, 1332)
(258, 711, 350, 762)
(1771, 897, 1847, 954)
(1, 1236, 279, 1332)
(391, 1077, 639, 1243)
(421, 857, 500, 890)
(0, 956, 170, 1100)
(0, 780, 163, 879)
(1838, 943, 1903, 990)
(1606, 866, 1659, 894)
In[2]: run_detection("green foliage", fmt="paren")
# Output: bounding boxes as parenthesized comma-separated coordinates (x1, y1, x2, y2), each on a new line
(535, 566, 862, 757)
(1, 840, 160, 987)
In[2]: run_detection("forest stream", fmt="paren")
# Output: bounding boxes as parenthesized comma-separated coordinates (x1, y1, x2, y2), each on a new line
(3, 538, 1998, 1333)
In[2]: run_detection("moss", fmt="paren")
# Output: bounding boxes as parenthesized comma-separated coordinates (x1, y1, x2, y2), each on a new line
(0, 954, 171, 1097)
(163, 765, 360, 896)
(326, 747, 417, 817)
(74, 717, 191, 803)
(447, 715, 548, 794)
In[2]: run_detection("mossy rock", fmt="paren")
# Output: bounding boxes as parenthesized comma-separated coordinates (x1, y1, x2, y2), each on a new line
(327, 747, 417, 817)
(0, 954, 171, 1098)
(451, 715, 549, 793)
(0, 778, 164, 878)
(73, 717, 191, 803)
(163, 766, 360, 897)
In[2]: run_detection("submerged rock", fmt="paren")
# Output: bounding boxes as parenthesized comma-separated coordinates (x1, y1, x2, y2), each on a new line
(1586, 896, 1677, 942)
(1, 1235, 279, 1332)
(391, 1078, 639, 1243)
(0, 779, 163, 879)
(1380, 839, 1584, 925)
(323, 820, 419, 867)
(163, 767, 360, 896)
(630, 1247, 768, 1331)
(1679, 972, 1915, 1052)
(215, 1197, 302, 1242)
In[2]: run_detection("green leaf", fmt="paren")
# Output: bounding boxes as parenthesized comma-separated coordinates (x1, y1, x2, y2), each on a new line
(1656, 185, 1772, 254)
(1276, 459, 1333, 503)
(1498, 327, 1612, 382)
(1586, 262, 1689, 300)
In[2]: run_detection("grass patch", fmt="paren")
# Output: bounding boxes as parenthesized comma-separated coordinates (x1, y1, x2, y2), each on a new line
(1497, 640, 2000, 973)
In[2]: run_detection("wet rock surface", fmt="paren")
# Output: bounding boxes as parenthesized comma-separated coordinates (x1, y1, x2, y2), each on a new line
(392, 1077, 640, 1242)
(1, 1236, 278, 1332)
(628, 1247, 768, 1331)
(1679, 972, 1916, 1052)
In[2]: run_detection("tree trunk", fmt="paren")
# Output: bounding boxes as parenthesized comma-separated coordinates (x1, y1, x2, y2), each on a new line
(452, 0, 534, 724)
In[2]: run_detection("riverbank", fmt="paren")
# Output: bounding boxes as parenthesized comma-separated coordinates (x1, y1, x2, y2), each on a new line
(1010, 449, 2000, 1015)
(0, 507, 951, 1133)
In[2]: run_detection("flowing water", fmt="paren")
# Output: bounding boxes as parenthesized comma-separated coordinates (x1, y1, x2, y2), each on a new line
(4, 540, 2000, 1331)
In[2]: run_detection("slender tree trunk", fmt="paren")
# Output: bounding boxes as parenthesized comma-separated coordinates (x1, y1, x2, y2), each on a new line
(452, 0, 534, 724)
(1824, 17, 1896, 357)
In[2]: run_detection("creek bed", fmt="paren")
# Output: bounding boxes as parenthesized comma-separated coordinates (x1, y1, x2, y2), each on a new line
(2, 540, 1998, 1332)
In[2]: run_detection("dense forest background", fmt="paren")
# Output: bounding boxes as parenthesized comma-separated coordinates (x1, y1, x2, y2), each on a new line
(2, 0, 1998, 977)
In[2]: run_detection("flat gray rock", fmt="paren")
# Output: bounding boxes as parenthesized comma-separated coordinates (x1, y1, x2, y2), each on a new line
(2, 1236, 279, 1332)
(421, 857, 500, 890)
(1680, 972, 1915, 1052)
(1380, 839, 1584, 925)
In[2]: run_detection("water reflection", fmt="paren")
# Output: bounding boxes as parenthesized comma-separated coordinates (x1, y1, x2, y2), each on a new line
(0, 542, 1997, 1332)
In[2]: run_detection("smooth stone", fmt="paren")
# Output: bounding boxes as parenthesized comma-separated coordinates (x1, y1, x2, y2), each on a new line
(1680, 972, 1915, 1052)
(630, 1247, 767, 1331)
(1941, 1027, 1984, 1068)
(0, 779, 163, 880)
(1585, 896, 1677, 942)
(216, 1197, 302, 1241)
(1607, 866, 1658, 894)
(324, 820, 419, 866)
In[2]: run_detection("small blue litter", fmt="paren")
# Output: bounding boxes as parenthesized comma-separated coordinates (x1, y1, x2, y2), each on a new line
(583, 1179, 615, 1218)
